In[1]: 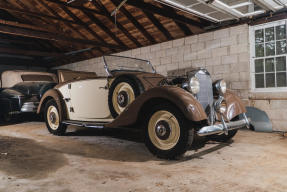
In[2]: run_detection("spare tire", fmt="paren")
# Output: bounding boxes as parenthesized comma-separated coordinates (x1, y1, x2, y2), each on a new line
(108, 77, 140, 118)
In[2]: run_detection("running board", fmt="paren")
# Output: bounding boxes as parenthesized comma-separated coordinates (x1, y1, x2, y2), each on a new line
(62, 120, 109, 129)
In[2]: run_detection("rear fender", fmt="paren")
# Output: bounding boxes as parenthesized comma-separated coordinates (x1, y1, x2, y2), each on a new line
(107, 86, 207, 128)
(37, 89, 67, 121)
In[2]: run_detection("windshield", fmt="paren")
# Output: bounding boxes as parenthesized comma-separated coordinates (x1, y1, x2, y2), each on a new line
(103, 55, 155, 75)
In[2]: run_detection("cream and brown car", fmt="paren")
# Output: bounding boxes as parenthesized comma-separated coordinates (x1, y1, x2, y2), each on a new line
(38, 55, 250, 159)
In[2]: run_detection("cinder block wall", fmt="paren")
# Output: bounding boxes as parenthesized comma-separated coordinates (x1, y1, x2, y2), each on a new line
(57, 24, 286, 132)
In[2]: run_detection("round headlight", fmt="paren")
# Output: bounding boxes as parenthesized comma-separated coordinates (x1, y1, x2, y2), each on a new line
(214, 79, 227, 95)
(188, 77, 200, 94)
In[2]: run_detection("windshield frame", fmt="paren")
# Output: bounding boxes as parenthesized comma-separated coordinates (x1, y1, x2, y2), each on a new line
(102, 55, 156, 76)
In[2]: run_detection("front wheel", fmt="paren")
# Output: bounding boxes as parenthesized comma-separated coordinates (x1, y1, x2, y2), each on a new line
(44, 100, 67, 136)
(144, 103, 194, 159)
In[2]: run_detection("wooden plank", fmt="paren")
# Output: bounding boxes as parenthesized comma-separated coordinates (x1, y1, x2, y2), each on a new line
(93, 1, 141, 47)
(110, 0, 156, 44)
(0, 3, 79, 25)
(0, 47, 63, 57)
(0, 24, 125, 49)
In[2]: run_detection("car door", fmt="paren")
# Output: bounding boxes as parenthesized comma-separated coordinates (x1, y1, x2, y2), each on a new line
(69, 78, 112, 121)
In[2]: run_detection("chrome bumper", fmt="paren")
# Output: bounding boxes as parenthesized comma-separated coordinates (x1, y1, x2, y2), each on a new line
(21, 102, 39, 113)
(197, 113, 250, 137)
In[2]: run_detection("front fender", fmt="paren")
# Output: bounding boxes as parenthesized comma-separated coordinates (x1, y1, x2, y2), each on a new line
(107, 86, 207, 128)
(224, 89, 247, 120)
(37, 89, 67, 121)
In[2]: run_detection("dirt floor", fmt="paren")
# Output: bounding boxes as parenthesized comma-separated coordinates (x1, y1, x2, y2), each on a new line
(0, 120, 286, 192)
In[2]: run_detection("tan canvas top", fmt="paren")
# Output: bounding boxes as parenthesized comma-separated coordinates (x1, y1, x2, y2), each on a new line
(1, 70, 58, 88)
(57, 69, 97, 83)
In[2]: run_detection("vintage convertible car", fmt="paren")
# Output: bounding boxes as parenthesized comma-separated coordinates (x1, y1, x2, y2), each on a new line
(0, 70, 58, 121)
(38, 55, 250, 159)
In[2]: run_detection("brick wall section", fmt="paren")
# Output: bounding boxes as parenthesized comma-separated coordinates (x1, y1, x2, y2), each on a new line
(56, 24, 287, 132)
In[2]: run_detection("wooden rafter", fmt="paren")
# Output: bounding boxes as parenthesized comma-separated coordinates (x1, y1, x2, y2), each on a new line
(60, 5, 120, 52)
(0, 23, 124, 49)
(93, 1, 141, 47)
(126, 0, 209, 28)
(110, 0, 156, 44)
(143, 11, 173, 41)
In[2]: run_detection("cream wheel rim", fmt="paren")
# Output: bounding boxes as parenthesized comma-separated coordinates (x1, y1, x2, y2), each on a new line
(47, 105, 60, 130)
(112, 82, 135, 115)
(148, 110, 180, 150)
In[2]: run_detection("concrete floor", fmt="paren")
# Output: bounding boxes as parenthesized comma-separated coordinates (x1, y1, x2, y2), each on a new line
(0, 121, 287, 192)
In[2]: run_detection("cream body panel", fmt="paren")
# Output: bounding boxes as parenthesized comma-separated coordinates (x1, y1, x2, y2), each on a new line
(69, 79, 113, 121)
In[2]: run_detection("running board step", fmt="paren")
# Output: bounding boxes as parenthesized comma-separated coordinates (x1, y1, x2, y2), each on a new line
(62, 120, 109, 129)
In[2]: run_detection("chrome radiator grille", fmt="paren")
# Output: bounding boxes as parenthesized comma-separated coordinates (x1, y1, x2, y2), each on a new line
(195, 71, 214, 115)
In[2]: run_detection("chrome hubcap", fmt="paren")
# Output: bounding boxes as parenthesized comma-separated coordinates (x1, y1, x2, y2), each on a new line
(117, 91, 129, 107)
(155, 120, 171, 140)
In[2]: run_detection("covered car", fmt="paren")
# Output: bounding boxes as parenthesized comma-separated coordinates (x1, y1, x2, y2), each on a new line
(0, 71, 57, 121)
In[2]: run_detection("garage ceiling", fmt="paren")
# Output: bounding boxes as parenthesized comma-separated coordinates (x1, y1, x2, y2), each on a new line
(0, 0, 285, 68)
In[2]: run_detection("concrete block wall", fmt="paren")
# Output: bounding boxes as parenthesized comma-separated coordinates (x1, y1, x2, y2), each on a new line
(60, 24, 250, 100)
(56, 23, 287, 132)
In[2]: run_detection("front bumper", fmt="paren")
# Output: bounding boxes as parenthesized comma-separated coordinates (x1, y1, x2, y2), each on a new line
(197, 113, 250, 136)
(21, 102, 39, 113)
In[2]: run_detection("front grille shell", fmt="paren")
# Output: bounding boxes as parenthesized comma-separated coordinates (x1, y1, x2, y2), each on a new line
(187, 69, 215, 124)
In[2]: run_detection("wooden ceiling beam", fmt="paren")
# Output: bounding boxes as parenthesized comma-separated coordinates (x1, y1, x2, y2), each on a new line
(125, 0, 209, 28)
(0, 47, 63, 57)
(110, 0, 156, 44)
(143, 11, 173, 41)
(83, 10, 128, 48)
(37, 0, 103, 57)
(44, 0, 104, 16)
(93, 1, 141, 47)
(0, 3, 79, 25)
(162, 5, 193, 36)
(0, 23, 124, 49)
(60, 6, 117, 52)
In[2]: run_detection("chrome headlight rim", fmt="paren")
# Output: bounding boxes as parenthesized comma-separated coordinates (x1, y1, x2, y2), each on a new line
(187, 76, 200, 94)
(214, 79, 227, 95)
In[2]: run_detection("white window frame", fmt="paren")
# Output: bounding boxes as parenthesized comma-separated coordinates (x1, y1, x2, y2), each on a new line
(249, 19, 287, 92)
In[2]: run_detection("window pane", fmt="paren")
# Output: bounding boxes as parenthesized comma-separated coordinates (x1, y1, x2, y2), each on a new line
(276, 40, 287, 55)
(265, 27, 275, 42)
(276, 57, 286, 71)
(255, 29, 264, 43)
(276, 25, 286, 40)
(255, 44, 264, 57)
(255, 74, 264, 88)
(255, 59, 264, 72)
(266, 73, 275, 87)
(277, 72, 287, 87)
(265, 58, 275, 72)
(265, 42, 275, 56)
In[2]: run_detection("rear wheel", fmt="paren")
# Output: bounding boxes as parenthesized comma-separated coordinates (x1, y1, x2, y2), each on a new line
(144, 103, 194, 159)
(44, 100, 67, 136)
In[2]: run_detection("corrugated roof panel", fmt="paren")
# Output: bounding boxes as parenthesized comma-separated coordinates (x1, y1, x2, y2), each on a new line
(156, 0, 286, 23)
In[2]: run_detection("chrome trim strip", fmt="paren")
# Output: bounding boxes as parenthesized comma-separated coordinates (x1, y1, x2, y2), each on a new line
(21, 102, 39, 113)
(62, 120, 106, 129)
(197, 117, 250, 136)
